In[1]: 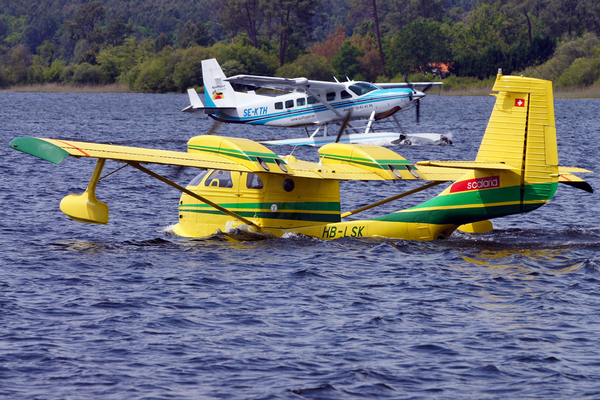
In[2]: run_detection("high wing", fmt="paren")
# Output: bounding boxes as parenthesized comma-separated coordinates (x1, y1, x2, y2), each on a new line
(377, 82, 443, 91)
(9, 136, 421, 182)
(224, 75, 347, 93)
(9, 137, 256, 172)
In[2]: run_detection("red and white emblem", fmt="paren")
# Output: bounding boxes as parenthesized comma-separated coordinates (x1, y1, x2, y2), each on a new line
(515, 98, 525, 107)
(451, 176, 500, 193)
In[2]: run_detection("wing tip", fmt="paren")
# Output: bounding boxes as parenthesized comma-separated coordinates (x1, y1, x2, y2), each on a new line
(9, 137, 70, 165)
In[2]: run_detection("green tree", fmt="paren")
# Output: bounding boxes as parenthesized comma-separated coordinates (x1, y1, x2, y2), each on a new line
(277, 53, 335, 80)
(220, 0, 266, 47)
(4, 44, 30, 85)
(105, 16, 134, 47)
(36, 40, 55, 68)
(71, 62, 108, 85)
(267, 0, 321, 66)
(557, 56, 600, 87)
(332, 40, 362, 78)
(386, 19, 451, 77)
(179, 21, 214, 48)
(348, 0, 386, 76)
(65, 1, 106, 44)
(172, 45, 211, 91)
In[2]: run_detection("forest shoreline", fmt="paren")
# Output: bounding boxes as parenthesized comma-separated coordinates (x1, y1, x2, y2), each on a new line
(3, 82, 600, 99)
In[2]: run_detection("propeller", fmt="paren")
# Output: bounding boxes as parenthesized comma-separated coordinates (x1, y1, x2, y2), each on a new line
(206, 120, 223, 135)
(403, 74, 421, 124)
(416, 97, 420, 124)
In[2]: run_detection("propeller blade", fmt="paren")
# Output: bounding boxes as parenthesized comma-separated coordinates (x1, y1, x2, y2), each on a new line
(416, 99, 420, 124)
(335, 111, 352, 143)
(206, 120, 222, 135)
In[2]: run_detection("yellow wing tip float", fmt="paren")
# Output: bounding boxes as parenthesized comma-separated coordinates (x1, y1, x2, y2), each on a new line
(9, 73, 594, 240)
(60, 159, 109, 224)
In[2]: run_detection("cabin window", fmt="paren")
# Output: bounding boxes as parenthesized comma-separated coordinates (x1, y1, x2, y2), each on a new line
(349, 82, 380, 96)
(275, 102, 283, 110)
(204, 170, 233, 188)
(246, 173, 264, 189)
(187, 170, 210, 187)
(307, 96, 318, 105)
(296, 98, 306, 106)
(341, 90, 352, 99)
(285, 99, 294, 108)
(326, 92, 336, 101)
(283, 178, 295, 192)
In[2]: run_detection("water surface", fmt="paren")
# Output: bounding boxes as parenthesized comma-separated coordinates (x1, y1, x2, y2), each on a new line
(1, 92, 599, 399)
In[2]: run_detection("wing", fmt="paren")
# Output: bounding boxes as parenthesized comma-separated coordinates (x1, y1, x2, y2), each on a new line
(224, 75, 347, 93)
(377, 82, 443, 91)
(10, 137, 255, 171)
(9, 136, 410, 182)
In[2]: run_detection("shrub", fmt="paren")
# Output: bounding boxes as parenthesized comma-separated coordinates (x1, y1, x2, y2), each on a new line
(44, 60, 64, 83)
(71, 63, 109, 85)
(557, 57, 600, 88)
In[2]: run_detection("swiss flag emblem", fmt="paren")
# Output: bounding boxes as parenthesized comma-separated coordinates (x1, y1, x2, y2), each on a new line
(515, 98, 525, 107)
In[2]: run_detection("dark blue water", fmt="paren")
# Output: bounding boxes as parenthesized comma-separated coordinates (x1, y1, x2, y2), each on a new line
(1, 91, 600, 399)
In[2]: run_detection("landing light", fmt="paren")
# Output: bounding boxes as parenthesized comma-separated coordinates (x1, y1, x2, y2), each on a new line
(256, 157, 270, 171)
(389, 165, 403, 178)
(275, 159, 288, 173)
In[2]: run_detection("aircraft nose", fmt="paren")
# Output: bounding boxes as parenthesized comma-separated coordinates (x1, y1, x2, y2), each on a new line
(412, 89, 426, 100)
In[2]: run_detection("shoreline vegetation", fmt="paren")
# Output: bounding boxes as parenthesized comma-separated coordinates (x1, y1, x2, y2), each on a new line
(4, 81, 600, 99)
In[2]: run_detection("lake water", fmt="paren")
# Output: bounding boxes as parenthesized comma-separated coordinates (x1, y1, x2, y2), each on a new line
(1, 91, 600, 399)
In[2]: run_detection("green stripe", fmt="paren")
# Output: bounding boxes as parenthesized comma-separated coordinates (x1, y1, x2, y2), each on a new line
(188, 144, 284, 164)
(180, 201, 340, 212)
(180, 208, 340, 223)
(375, 183, 557, 224)
(322, 154, 414, 170)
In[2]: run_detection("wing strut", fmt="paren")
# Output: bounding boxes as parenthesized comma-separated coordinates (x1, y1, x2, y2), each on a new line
(341, 181, 445, 219)
(128, 162, 259, 228)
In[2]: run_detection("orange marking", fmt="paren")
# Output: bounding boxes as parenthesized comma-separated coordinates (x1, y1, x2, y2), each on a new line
(559, 174, 572, 182)
(55, 140, 91, 157)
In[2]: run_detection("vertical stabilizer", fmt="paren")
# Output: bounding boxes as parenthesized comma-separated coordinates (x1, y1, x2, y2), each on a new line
(201, 58, 237, 108)
(476, 74, 559, 204)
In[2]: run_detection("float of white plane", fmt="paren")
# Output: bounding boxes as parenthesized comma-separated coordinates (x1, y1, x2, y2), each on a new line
(182, 58, 450, 146)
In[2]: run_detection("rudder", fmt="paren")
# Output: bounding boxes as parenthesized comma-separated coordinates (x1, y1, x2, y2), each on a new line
(476, 73, 559, 206)
(201, 58, 237, 108)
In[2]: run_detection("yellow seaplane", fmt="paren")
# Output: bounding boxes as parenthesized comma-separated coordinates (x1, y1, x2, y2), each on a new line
(9, 73, 593, 241)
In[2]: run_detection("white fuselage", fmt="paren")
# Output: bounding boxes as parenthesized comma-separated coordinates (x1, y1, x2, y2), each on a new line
(210, 82, 420, 127)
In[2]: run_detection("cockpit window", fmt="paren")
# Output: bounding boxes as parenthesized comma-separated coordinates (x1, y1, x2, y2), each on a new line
(187, 170, 210, 186)
(204, 170, 233, 188)
(348, 82, 381, 96)
(246, 173, 264, 189)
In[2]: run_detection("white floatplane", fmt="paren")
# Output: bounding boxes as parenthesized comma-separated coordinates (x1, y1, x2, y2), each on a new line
(182, 58, 446, 146)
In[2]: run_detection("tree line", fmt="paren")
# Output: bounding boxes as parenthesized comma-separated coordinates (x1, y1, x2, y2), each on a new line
(1, 0, 600, 91)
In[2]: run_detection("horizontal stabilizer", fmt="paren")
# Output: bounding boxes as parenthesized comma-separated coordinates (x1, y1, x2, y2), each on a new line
(559, 172, 593, 193)
(181, 88, 237, 114)
(188, 88, 204, 107)
(416, 161, 517, 170)
(558, 166, 594, 193)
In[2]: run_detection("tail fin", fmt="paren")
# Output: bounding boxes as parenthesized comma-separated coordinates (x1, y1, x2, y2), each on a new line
(201, 58, 237, 108)
(476, 73, 559, 206)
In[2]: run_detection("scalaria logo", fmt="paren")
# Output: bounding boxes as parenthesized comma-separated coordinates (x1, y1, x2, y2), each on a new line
(450, 176, 500, 193)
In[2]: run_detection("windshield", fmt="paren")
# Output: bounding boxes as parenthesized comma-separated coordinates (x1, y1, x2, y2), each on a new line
(348, 82, 381, 96)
